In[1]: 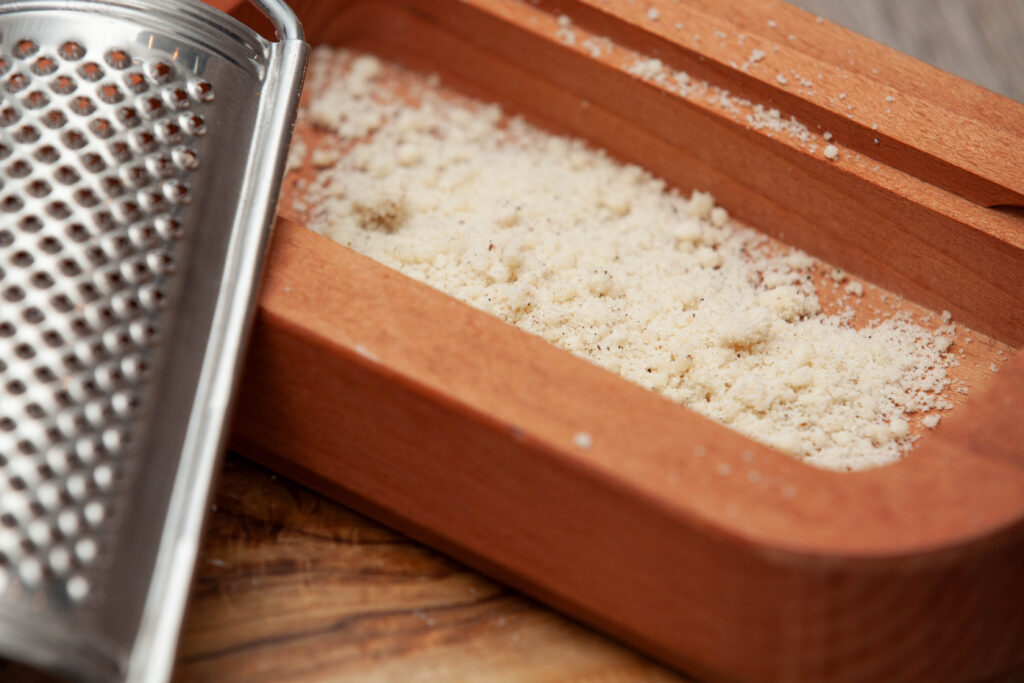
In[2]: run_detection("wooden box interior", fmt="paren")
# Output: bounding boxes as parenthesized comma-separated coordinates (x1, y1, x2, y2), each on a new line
(222, 1, 1024, 681)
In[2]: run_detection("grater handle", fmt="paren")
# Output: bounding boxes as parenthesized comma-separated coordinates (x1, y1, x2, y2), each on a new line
(249, 0, 304, 42)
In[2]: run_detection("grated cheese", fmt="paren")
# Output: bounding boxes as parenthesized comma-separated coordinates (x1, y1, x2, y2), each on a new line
(294, 48, 964, 472)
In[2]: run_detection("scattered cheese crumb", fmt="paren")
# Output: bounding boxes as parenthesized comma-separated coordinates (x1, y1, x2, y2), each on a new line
(573, 431, 593, 450)
(823, 144, 839, 160)
(776, 74, 788, 86)
(844, 281, 864, 297)
(647, 8, 659, 21)
(922, 414, 941, 429)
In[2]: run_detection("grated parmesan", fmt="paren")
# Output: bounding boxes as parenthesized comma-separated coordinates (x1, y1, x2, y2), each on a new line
(293, 48, 964, 472)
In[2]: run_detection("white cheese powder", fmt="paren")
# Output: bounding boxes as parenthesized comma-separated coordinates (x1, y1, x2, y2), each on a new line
(295, 48, 959, 472)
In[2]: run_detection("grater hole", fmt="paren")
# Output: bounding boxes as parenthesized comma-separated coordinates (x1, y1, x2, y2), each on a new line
(69, 317, 92, 337)
(129, 224, 158, 249)
(0, 107, 20, 126)
(70, 96, 96, 116)
(139, 96, 164, 119)
(0, 142, 11, 159)
(84, 245, 107, 266)
(104, 50, 131, 70)
(30, 271, 54, 289)
(23, 90, 50, 109)
(67, 575, 90, 602)
(19, 215, 43, 232)
(38, 236, 62, 254)
(1, 195, 24, 212)
(13, 39, 40, 60)
(109, 141, 131, 163)
(66, 222, 89, 242)
(100, 176, 125, 198)
(80, 152, 106, 173)
(25, 403, 45, 421)
(146, 61, 175, 84)
(116, 106, 141, 128)
(31, 56, 58, 76)
(147, 155, 175, 179)
(43, 109, 68, 129)
(13, 125, 40, 144)
(154, 216, 183, 240)
(35, 366, 56, 383)
(75, 538, 97, 563)
(74, 188, 100, 207)
(139, 284, 168, 310)
(182, 113, 206, 136)
(187, 78, 215, 102)
(47, 200, 71, 218)
(51, 74, 77, 95)
(112, 292, 142, 318)
(97, 83, 124, 104)
(124, 72, 148, 94)
(88, 118, 114, 139)
(26, 179, 52, 198)
(23, 306, 45, 324)
(172, 147, 199, 171)
(59, 258, 82, 277)
(116, 200, 142, 223)
(131, 130, 157, 153)
(7, 159, 31, 177)
(34, 145, 60, 163)
(4, 285, 25, 301)
(104, 234, 131, 258)
(0, 58, 9, 77)
(0, 229, 14, 246)
(122, 164, 149, 188)
(11, 250, 32, 267)
(148, 251, 176, 275)
(93, 210, 117, 233)
(0, 321, 15, 336)
(59, 41, 87, 62)
(162, 181, 190, 204)
(56, 165, 80, 184)
(138, 189, 166, 213)
(62, 128, 87, 149)
(164, 87, 190, 110)
(41, 329, 64, 347)
(78, 62, 105, 83)
(50, 293, 74, 312)
(14, 344, 34, 360)
(6, 73, 30, 93)
(156, 120, 184, 145)
(7, 379, 27, 395)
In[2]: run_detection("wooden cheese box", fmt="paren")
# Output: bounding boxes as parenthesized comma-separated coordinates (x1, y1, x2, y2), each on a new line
(218, 1, 1024, 680)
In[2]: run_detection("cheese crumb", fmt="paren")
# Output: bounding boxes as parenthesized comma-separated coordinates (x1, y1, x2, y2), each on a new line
(922, 414, 941, 429)
(844, 281, 863, 297)
(573, 431, 593, 450)
(824, 144, 839, 160)
(647, 8, 659, 21)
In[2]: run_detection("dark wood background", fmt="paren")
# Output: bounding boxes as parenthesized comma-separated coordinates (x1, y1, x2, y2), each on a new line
(176, 2, 1020, 681)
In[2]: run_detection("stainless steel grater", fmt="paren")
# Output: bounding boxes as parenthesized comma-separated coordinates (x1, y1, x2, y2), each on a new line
(0, 0, 307, 680)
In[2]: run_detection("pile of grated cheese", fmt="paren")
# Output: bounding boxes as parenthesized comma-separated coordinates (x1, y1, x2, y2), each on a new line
(293, 47, 958, 472)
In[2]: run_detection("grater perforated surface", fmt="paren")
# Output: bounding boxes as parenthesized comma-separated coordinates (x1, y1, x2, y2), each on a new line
(0, 33, 217, 609)
(0, 1, 307, 678)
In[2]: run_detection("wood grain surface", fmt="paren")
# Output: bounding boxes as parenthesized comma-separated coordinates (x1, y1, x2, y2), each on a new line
(172, 1, 1024, 683)
(175, 456, 684, 682)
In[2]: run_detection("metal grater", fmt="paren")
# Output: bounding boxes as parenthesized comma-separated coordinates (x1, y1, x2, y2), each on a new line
(0, 0, 306, 680)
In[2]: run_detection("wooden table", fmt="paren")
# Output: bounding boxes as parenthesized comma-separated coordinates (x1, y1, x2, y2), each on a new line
(174, 456, 684, 682)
